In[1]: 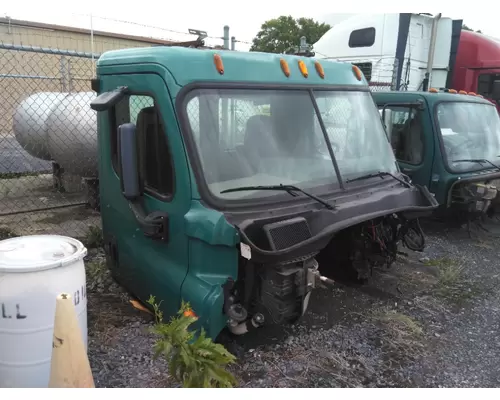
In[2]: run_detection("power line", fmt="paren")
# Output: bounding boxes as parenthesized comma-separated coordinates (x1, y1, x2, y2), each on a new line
(234, 39, 253, 45)
(67, 12, 260, 51)
(71, 12, 224, 41)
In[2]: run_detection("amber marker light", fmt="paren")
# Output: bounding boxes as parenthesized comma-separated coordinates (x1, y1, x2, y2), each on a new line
(213, 54, 224, 75)
(352, 65, 363, 81)
(280, 58, 291, 77)
(298, 60, 308, 78)
(314, 61, 325, 79)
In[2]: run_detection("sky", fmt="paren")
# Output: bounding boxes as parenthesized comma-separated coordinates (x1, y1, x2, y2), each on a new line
(3, 1, 497, 52)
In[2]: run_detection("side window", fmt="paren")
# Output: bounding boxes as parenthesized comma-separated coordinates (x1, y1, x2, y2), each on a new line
(112, 94, 174, 197)
(477, 73, 500, 101)
(382, 107, 424, 165)
(186, 97, 200, 142)
(478, 74, 491, 97)
(348, 27, 376, 48)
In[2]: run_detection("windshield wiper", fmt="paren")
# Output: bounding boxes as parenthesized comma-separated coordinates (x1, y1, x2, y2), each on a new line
(220, 184, 335, 210)
(344, 171, 412, 188)
(452, 159, 500, 171)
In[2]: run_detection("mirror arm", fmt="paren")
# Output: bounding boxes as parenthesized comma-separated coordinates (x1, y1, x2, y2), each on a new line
(128, 201, 169, 242)
(90, 86, 129, 112)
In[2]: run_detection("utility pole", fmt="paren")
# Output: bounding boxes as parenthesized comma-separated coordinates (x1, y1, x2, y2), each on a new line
(223, 26, 230, 49)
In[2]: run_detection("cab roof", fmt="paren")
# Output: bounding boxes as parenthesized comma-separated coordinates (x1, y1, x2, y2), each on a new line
(96, 46, 368, 88)
(372, 90, 494, 106)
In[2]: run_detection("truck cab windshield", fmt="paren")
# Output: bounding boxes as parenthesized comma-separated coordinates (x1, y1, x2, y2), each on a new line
(184, 88, 397, 201)
(437, 101, 500, 173)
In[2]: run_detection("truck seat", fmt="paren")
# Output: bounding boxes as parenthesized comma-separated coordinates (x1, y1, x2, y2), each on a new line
(243, 114, 276, 171)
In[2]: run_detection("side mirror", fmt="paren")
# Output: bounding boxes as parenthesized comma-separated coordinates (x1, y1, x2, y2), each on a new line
(117, 123, 141, 201)
(492, 80, 500, 100)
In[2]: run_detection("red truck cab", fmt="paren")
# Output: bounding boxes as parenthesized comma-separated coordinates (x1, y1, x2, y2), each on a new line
(452, 30, 500, 111)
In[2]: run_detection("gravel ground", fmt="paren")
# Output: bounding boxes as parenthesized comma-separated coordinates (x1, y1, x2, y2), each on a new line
(84, 219, 500, 388)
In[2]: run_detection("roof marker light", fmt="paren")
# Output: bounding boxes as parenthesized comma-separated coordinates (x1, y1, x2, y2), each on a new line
(314, 61, 325, 79)
(429, 88, 438, 93)
(459, 90, 467, 95)
(298, 60, 308, 78)
(468, 92, 477, 96)
(280, 59, 290, 77)
(448, 89, 457, 94)
(352, 65, 363, 81)
(213, 54, 224, 75)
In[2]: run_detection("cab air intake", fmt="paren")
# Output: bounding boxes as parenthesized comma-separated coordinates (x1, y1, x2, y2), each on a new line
(263, 217, 312, 251)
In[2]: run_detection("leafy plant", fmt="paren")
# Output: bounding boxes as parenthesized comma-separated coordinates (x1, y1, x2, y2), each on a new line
(83, 225, 104, 249)
(0, 227, 18, 240)
(147, 295, 238, 388)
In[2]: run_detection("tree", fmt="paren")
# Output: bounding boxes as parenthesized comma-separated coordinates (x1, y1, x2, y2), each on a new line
(250, 16, 331, 54)
(462, 24, 482, 34)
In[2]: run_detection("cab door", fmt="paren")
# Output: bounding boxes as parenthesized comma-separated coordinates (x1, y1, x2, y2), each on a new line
(378, 101, 434, 189)
(97, 72, 191, 318)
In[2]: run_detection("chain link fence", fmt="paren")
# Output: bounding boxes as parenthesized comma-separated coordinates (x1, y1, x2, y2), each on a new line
(353, 58, 399, 92)
(0, 42, 101, 241)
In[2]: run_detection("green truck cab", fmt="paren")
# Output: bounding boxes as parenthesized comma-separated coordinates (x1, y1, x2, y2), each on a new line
(90, 46, 437, 339)
(373, 90, 500, 220)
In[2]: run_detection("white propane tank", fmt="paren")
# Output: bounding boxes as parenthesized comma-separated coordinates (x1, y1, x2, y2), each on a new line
(12, 91, 98, 177)
(47, 92, 98, 177)
(0, 235, 88, 388)
(13, 92, 67, 161)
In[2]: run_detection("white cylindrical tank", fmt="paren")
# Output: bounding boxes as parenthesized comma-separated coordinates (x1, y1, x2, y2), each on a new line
(13, 92, 67, 161)
(13, 92, 98, 177)
(0, 235, 88, 388)
(47, 92, 98, 177)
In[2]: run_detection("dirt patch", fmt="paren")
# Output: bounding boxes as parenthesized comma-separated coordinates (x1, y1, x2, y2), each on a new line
(0, 173, 98, 239)
(81, 220, 500, 388)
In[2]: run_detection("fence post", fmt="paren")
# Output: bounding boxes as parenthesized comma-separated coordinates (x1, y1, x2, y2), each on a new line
(391, 58, 399, 91)
(223, 26, 230, 50)
(60, 56, 67, 92)
(67, 58, 73, 93)
(230, 34, 236, 146)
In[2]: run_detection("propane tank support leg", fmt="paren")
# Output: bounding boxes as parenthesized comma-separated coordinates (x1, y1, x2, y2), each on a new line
(52, 162, 66, 193)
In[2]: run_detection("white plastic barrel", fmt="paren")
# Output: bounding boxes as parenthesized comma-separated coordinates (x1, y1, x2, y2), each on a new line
(0, 235, 88, 388)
